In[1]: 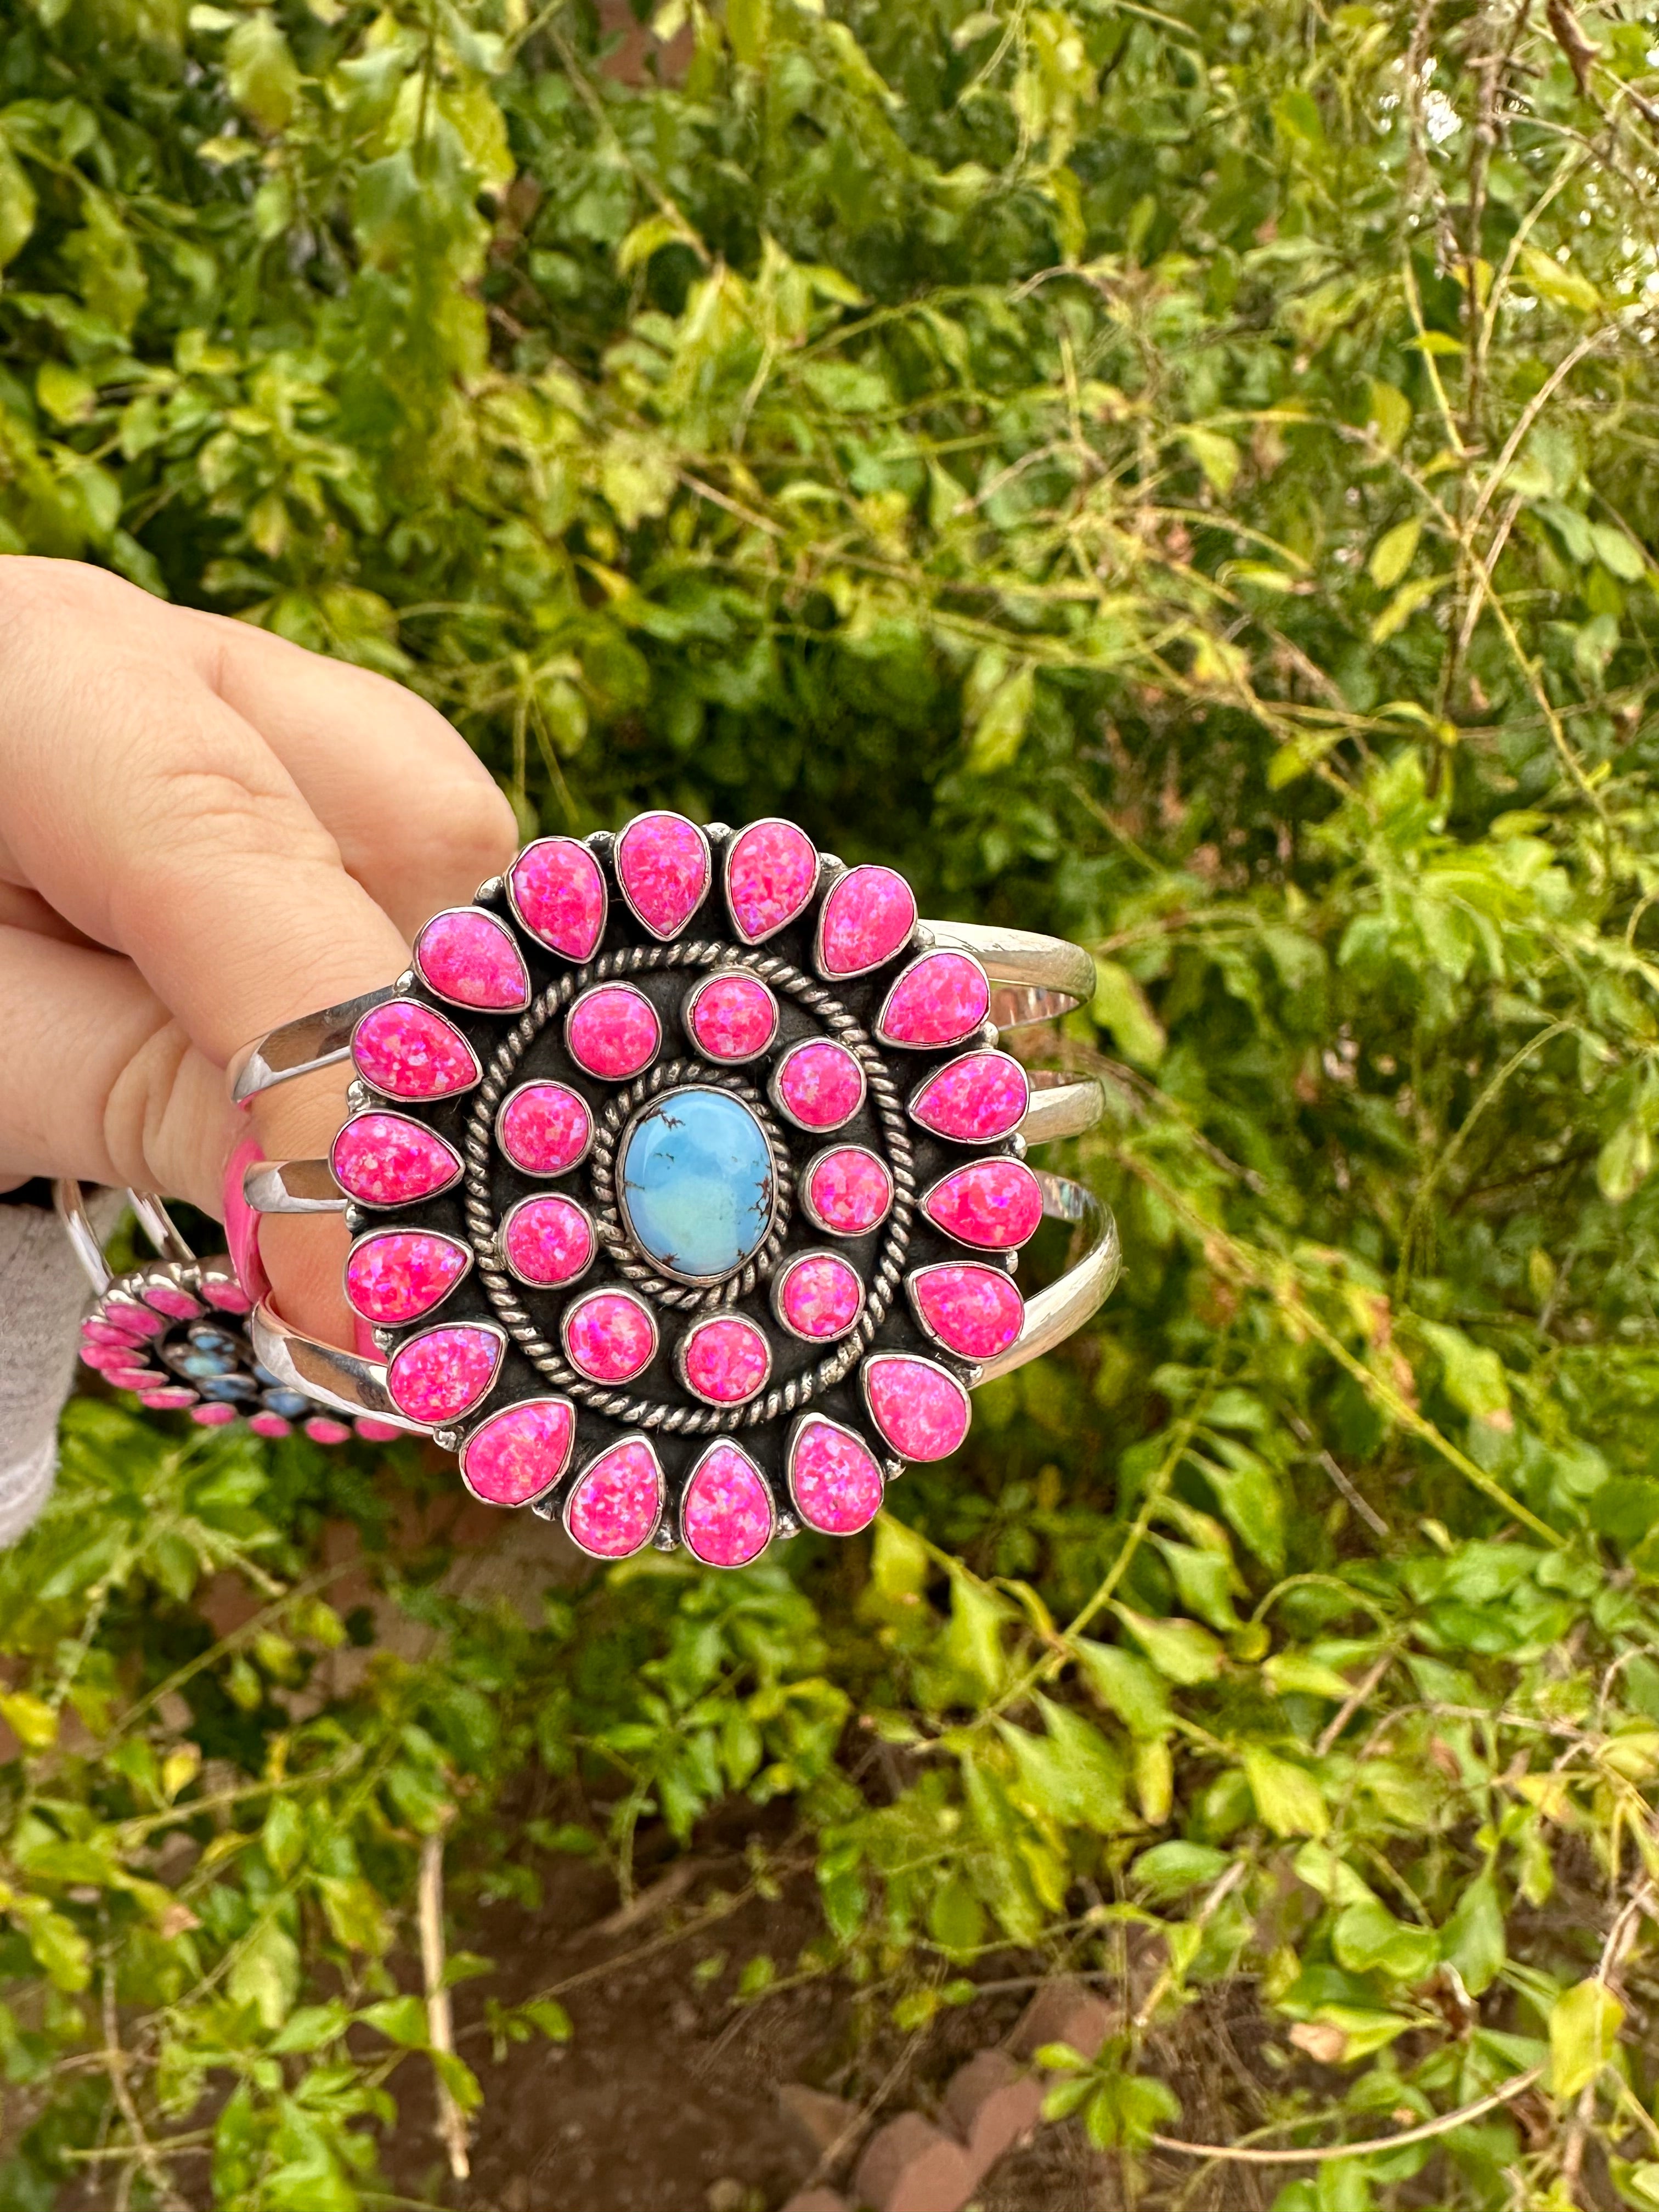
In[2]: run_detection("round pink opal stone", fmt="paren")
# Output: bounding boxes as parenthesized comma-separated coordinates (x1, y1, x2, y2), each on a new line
(726, 820, 818, 941)
(414, 908, 530, 1012)
(617, 812, 710, 939)
(191, 1402, 240, 1427)
(142, 1283, 202, 1321)
(565, 1441, 662, 1558)
(776, 1252, 863, 1340)
(509, 837, 607, 961)
(680, 1317, 770, 1404)
(806, 1148, 893, 1236)
(910, 1262, 1024, 1359)
(304, 1417, 354, 1446)
(817, 865, 917, 977)
(681, 1444, 774, 1567)
(878, 952, 991, 1049)
(140, 1386, 198, 1412)
(567, 985, 660, 1080)
(345, 1232, 470, 1325)
(387, 1326, 504, 1424)
(564, 1292, 656, 1382)
(502, 1196, 594, 1287)
(353, 1000, 481, 1100)
(498, 1083, 592, 1176)
(864, 1355, 971, 1462)
(331, 1113, 463, 1207)
(910, 1051, 1029, 1143)
(788, 1418, 884, 1535)
(200, 1272, 253, 1314)
(924, 1159, 1043, 1250)
(774, 1040, 865, 1131)
(248, 1412, 294, 1437)
(686, 973, 778, 1063)
(461, 1397, 576, 1506)
(354, 1418, 405, 1443)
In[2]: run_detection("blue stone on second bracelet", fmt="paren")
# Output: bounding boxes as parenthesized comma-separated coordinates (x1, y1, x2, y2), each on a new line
(618, 1086, 775, 1284)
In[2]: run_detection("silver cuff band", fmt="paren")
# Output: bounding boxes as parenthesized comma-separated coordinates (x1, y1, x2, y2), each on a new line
(247, 1304, 424, 1430)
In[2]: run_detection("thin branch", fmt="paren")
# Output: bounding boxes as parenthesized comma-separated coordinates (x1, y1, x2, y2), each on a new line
(1150, 2067, 1542, 2164)
(419, 1828, 470, 2182)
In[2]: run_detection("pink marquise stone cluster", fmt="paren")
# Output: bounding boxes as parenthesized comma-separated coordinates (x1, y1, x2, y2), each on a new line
(345, 1232, 469, 1325)
(879, 952, 991, 1048)
(777, 1252, 863, 1340)
(788, 1419, 884, 1536)
(567, 985, 660, 1079)
(726, 819, 818, 941)
(865, 1355, 971, 1462)
(353, 1001, 480, 1100)
(925, 1159, 1043, 1250)
(415, 909, 529, 1012)
(617, 812, 709, 938)
(504, 1197, 594, 1287)
(912, 1263, 1024, 1359)
(499, 1083, 591, 1176)
(775, 1040, 864, 1130)
(808, 1147, 893, 1235)
(910, 1051, 1029, 1143)
(387, 1326, 503, 1424)
(566, 1291, 656, 1381)
(681, 1444, 773, 1567)
(817, 865, 917, 977)
(461, 1398, 575, 1506)
(509, 837, 607, 961)
(566, 1441, 662, 1558)
(688, 973, 778, 1062)
(681, 1317, 769, 1404)
(331, 1113, 462, 1207)
(143, 1283, 202, 1321)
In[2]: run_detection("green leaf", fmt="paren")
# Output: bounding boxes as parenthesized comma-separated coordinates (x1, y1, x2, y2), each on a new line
(965, 661, 1035, 775)
(360, 1994, 429, 2046)
(1075, 1639, 1173, 1738)
(0, 143, 36, 269)
(227, 1923, 300, 2030)
(1417, 1320, 1511, 1423)
(1368, 517, 1421, 590)
(1520, 245, 1601, 316)
(1441, 1870, 1505, 1996)
(1590, 522, 1645, 582)
(1332, 1898, 1438, 1983)
(727, 0, 771, 66)
(1183, 427, 1240, 495)
(1549, 1977, 1624, 2098)
(1091, 961, 1166, 1069)
(0, 1692, 57, 1753)
(1598, 1113, 1653, 1203)
(1370, 574, 1442, 643)
(1130, 1842, 1229, 1901)
(225, 13, 301, 132)
(1113, 1606, 1224, 1687)
(1365, 380, 1412, 454)
(1243, 1747, 1328, 1838)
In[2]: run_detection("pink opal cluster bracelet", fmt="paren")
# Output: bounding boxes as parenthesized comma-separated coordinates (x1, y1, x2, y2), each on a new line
(227, 815, 1118, 1558)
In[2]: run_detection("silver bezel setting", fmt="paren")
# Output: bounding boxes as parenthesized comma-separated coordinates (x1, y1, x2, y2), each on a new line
(343, 1225, 473, 1328)
(919, 1153, 1045, 1252)
(494, 1079, 596, 1180)
(875, 949, 994, 1052)
(560, 1285, 661, 1383)
(770, 1247, 867, 1343)
(413, 905, 532, 1014)
(561, 1433, 666, 1559)
(799, 1144, 895, 1239)
(681, 968, 782, 1065)
(329, 1109, 466, 1209)
(906, 1047, 1031, 1144)
(859, 1350, 972, 1462)
(768, 1036, 868, 1134)
(811, 861, 921, 982)
(723, 816, 822, 945)
(674, 1312, 775, 1406)
(679, 1438, 776, 1567)
(614, 1082, 781, 1288)
(565, 979, 663, 1081)
(905, 1259, 1025, 1359)
(457, 1395, 577, 1508)
(348, 997, 484, 1100)
(391, 1318, 509, 1438)
(614, 810, 714, 942)
(497, 1191, 598, 1292)
(505, 834, 609, 962)
(784, 1410, 887, 1534)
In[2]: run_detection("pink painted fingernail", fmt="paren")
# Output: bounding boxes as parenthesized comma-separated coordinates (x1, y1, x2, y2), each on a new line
(222, 1137, 270, 1301)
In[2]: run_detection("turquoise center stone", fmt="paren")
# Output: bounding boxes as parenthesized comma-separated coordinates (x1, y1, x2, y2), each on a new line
(618, 1087, 775, 1283)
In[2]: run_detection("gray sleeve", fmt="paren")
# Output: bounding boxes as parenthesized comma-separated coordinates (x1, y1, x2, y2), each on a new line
(0, 1195, 119, 1544)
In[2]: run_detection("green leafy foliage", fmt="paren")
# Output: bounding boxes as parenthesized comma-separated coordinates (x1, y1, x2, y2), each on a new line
(2, 0, 1659, 2202)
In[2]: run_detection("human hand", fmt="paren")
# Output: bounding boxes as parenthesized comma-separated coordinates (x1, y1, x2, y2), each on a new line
(0, 558, 516, 1346)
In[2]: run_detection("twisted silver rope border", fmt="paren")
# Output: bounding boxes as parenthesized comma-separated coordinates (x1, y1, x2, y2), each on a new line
(459, 939, 917, 1436)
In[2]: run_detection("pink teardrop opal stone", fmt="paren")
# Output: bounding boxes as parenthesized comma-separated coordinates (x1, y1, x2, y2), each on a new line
(564, 1291, 657, 1381)
(616, 811, 710, 939)
(863, 1354, 972, 1462)
(501, 1196, 594, 1287)
(508, 837, 607, 961)
(566, 985, 661, 1080)
(686, 972, 778, 1062)
(345, 1231, 471, 1325)
(923, 1159, 1043, 1250)
(497, 1083, 592, 1177)
(142, 1283, 202, 1321)
(877, 951, 991, 1049)
(414, 908, 531, 1012)
(772, 1040, 865, 1131)
(910, 1262, 1024, 1359)
(353, 1001, 481, 1100)
(460, 1397, 576, 1506)
(565, 1440, 663, 1559)
(680, 1316, 770, 1404)
(805, 1147, 893, 1236)
(331, 1113, 464, 1207)
(386, 1326, 504, 1425)
(909, 1051, 1029, 1143)
(816, 865, 917, 978)
(681, 1443, 774, 1567)
(787, 1417, 884, 1536)
(725, 819, 818, 942)
(775, 1251, 863, 1340)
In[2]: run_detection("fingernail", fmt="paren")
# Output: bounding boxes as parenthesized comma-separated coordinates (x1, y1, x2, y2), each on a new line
(222, 1137, 270, 1302)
